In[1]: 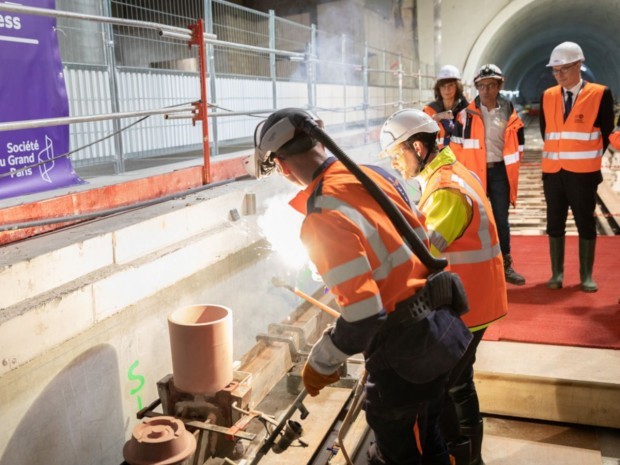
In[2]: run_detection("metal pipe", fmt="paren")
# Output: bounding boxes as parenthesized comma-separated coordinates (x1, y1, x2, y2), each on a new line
(0, 2, 191, 36)
(206, 37, 304, 59)
(0, 106, 193, 132)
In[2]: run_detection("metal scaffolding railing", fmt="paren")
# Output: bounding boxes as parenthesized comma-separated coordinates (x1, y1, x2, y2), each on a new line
(0, 0, 436, 178)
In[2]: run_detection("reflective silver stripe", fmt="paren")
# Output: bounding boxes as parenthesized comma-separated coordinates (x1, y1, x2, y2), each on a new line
(451, 136, 463, 144)
(462, 138, 480, 149)
(504, 151, 520, 165)
(315, 195, 416, 298)
(443, 243, 502, 265)
(322, 256, 372, 289)
(518, 144, 524, 152)
(373, 244, 413, 281)
(545, 131, 601, 141)
(340, 294, 383, 322)
(428, 229, 449, 252)
(543, 150, 603, 160)
(444, 172, 495, 262)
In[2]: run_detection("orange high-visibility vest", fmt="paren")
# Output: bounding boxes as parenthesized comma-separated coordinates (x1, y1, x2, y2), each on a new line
(609, 128, 620, 151)
(542, 82, 605, 173)
(423, 104, 449, 150)
(450, 100, 524, 206)
(418, 156, 507, 329)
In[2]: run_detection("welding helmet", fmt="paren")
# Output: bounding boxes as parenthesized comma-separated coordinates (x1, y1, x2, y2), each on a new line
(379, 109, 440, 154)
(473, 64, 504, 84)
(436, 65, 461, 82)
(546, 41, 585, 67)
(244, 108, 323, 179)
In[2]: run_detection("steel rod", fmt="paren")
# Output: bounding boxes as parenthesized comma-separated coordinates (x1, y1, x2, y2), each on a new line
(0, 106, 193, 132)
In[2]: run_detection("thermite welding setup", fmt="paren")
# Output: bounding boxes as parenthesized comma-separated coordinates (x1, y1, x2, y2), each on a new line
(121, 111, 449, 465)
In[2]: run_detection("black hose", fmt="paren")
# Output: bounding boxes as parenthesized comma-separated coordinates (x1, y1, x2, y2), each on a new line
(291, 113, 447, 271)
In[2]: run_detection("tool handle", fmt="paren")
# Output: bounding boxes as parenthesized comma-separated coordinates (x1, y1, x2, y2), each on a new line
(294, 289, 340, 318)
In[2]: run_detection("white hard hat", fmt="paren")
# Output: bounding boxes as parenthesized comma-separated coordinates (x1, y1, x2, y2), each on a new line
(437, 65, 461, 81)
(380, 109, 440, 153)
(474, 64, 504, 83)
(546, 41, 585, 67)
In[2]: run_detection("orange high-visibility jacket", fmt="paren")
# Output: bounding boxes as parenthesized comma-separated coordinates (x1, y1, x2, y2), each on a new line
(291, 159, 429, 318)
(289, 159, 431, 375)
(610, 128, 620, 151)
(423, 97, 468, 150)
(450, 98, 524, 206)
(542, 82, 606, 173)
(419, 149, 507, 330)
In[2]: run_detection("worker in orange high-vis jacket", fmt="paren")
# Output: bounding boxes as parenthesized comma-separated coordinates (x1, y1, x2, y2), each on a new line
(423, 65, 469, 151)
(450, 64, 526, 286)
(249, 108, 472, 465)
(381, 109, 508, 465)
(611, 118, 620, 151)
(540, 41, 615, 293)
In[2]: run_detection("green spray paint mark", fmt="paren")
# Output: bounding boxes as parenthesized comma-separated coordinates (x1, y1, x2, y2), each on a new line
(128, 360, 145, 411)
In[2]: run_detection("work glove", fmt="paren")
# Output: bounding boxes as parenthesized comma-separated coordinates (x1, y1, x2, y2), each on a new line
(301, 362, 340, 397)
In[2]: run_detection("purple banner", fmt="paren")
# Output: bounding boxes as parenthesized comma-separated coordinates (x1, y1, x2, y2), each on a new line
(0, 0, 84, 200)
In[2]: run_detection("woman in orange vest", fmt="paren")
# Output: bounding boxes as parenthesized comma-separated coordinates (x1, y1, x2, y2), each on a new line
(540, 42, 615, 292)
(380, 108, 508, 465)
(423, 65, 469, 150)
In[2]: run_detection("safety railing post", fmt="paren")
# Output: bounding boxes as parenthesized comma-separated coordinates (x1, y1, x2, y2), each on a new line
(418, 68, 423, 110)
(397, 54, 403, 110)
(269, 10, 277, 109)
(306, 24, 317, 109)
(190, 19, 211, 184)
(363, 42, 369, 143)
(102, 0, 124, 174)
(204, 0, 218, 158)
(341, 33, 347, 129)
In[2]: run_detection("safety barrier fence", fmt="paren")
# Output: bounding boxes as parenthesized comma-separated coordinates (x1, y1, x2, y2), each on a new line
(0, 0, 436, 179)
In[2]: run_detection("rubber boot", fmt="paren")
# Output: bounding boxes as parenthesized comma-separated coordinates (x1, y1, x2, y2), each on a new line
(579, 238, 597, 293)
(547, 236, 565, 289)
(447, 439, 471, 465)
(462, 420, 485, 465)
(503, 254, 525, 286)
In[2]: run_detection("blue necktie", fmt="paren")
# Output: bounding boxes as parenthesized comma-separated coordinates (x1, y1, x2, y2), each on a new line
(564, 91, 573, 122)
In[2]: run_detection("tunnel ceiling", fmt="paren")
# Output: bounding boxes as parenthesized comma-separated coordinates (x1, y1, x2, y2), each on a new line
(474, 0, 620, 103)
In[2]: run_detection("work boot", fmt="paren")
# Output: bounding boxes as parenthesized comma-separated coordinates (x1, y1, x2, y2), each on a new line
(579, 238, 597, 293)
(547, 236, 565, 289)
(503, 254, 525, 286)
(448, 439, 471, 465)
(462, 420, 485, 465)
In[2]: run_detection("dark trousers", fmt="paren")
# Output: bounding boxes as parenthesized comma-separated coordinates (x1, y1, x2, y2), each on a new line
(486, 162, 511, 255)
(366, 397, 448, 465)
(543, 169, 602, 239)
(439, 329, 486, 443)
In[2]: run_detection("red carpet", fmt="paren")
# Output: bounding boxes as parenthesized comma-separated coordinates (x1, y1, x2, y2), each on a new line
(483, 235, 620, 349)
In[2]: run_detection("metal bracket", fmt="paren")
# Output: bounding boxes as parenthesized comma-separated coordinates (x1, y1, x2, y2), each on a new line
(255, 333, 300, 361)
(267, 323, 311, 350)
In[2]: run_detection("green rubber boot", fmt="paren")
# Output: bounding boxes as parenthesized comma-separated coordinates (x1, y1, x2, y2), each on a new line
(547, 236, 565, 289)
(579, 238, 597, 293)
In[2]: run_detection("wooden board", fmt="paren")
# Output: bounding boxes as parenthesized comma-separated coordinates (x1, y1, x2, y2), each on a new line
(262, 387, 351, 465)
(475, 341, 620, 428)
(483, 417, 602, 465)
